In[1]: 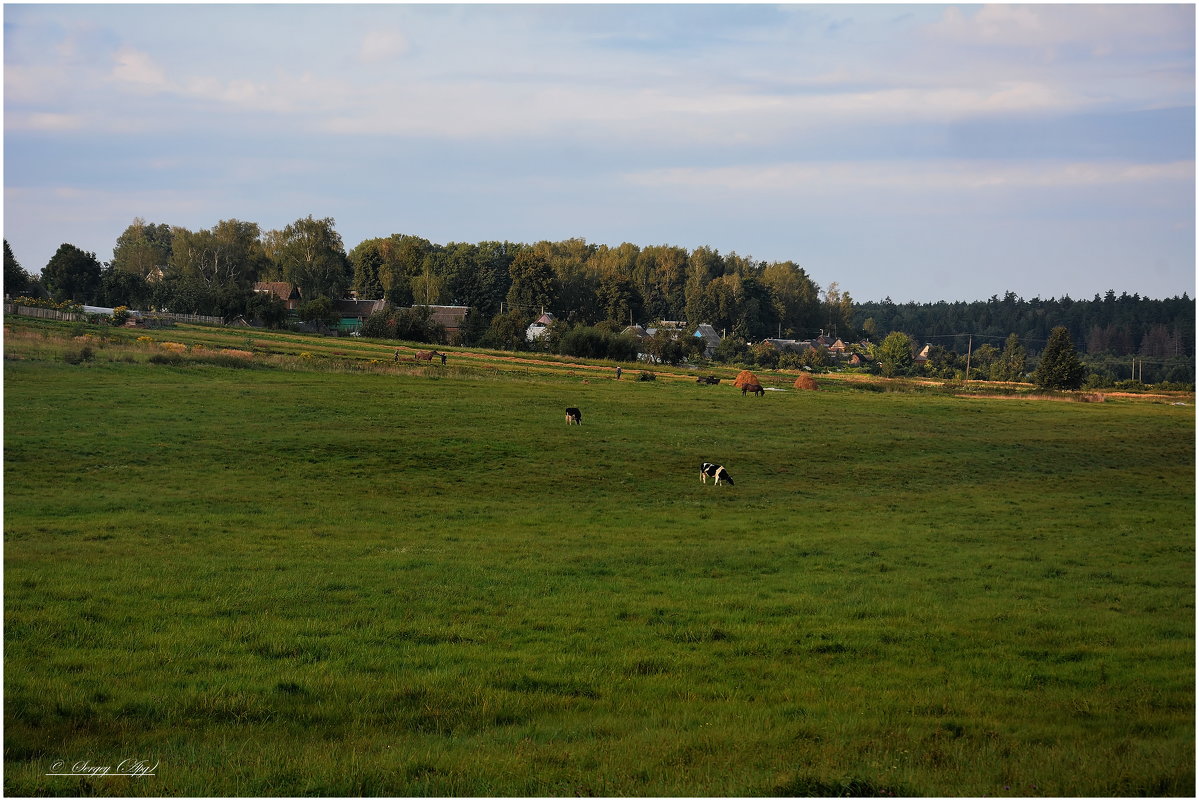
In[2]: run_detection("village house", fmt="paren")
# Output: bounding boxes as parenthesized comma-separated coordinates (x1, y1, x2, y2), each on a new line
(526, 312, 556, 342)
(335, 298, 390, 333)
(620, 321, 721, 362)
(692, 324, 721, 358)
(414, 305, 470, 341)
(252, 282, 302, 311)
(813, 333, 848, 354)
(761, 338, 810, 354)
(621, 324, 648, 340)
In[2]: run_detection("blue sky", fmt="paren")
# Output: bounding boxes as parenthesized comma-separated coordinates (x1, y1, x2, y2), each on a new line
(4, 3, 1194, 303)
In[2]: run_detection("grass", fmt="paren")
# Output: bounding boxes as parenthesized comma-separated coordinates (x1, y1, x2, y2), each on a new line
(4, 317, 1195, 796)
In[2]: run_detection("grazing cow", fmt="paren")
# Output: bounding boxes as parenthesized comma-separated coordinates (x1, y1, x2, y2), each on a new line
(700, 462, 734, 486)
(696, 376, 720, 385)
(742, 383, 765, 397)
(565, 407, 583, 425)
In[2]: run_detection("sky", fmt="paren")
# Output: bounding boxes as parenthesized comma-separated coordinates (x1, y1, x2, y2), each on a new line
(3, 3, 1195, 303)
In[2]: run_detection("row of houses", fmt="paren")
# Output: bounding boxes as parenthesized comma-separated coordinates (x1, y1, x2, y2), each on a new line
(762, 335, 935, 367)
(252, 283, 469, 337)
(524, 312, 902, 366)
(255, 284, 927, 366)
(523, 314, 725, 359)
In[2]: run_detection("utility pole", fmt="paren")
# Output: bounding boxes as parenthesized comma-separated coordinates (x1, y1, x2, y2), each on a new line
(965, 335, 973, 382)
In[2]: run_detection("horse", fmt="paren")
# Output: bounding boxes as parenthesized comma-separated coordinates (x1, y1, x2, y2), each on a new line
(414, 350, 446, 364)
(742, 383, 765, 396)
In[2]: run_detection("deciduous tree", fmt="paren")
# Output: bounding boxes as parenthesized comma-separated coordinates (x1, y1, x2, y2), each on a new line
(878, 331, 914, 377)
(992, 333, 1027, 381)
(506, 250, 557, 315)
(112, 218, 173, 279)
(273, 216, 350, 300)
(42, 244, 101, 303)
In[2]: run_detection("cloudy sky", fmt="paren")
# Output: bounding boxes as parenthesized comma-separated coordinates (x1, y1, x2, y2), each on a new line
(4, 3, 1194, 303)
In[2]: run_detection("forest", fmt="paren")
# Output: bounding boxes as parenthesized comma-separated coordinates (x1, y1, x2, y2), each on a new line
(4, 215, 1194, 384)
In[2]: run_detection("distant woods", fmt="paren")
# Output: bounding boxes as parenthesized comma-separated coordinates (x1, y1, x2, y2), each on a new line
(3, 217, 1194, 382)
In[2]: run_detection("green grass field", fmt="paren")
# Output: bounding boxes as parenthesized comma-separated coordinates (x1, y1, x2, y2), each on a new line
(4, 319, 1195, 796)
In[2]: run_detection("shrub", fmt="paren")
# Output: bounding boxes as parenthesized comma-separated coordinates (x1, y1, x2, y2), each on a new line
(558, 325, 638, 362)
(713, 336, 749, 364)
(751, 342, 780, 369)
(778, 351, 803, 370)
(637, 371, 656, 381)
(148, 353, 186, 366)
(799, 346, 830, 373)
(360, 309, 396, 339)
(297, 296, 339, 329)
(111, 306, 131, 326)
(194, 353, 263, 369)
(12, 296, 82, 313)
(63, 346, 94, 364)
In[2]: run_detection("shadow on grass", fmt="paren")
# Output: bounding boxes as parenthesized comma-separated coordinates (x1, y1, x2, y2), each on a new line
(772, 775, 911, 797)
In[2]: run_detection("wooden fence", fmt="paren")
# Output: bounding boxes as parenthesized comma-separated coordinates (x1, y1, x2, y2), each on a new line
(4, 304, 83, 322)
(154, 312, 223, 325)
(4, 304, 222, 326)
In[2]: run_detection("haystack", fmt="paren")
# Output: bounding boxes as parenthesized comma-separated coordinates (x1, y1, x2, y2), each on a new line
(732, 370, 761, 390)
(793, 373, 819, 391)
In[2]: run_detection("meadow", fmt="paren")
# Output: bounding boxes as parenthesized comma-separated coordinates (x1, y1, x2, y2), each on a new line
(4, 318, 1194, 796)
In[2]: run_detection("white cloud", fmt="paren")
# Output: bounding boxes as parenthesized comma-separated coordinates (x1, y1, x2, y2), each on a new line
(111, 46, 168, 88)
(360, 29, 409, 63)
(623, 160, 1195, 194)
(5, 111, 86, 132)
(926, 4, 1193, 52)
(314, 73, 1096, 145)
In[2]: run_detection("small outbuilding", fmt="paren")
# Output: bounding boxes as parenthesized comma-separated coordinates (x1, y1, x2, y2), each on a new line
(526, 312, 556, 342)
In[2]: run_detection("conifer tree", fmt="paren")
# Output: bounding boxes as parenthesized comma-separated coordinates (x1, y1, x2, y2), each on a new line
(1034, 326, 1086, 390)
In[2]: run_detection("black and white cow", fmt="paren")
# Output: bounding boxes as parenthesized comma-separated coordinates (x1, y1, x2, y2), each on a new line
(700, 462, 734, 485)
(565, 407, 583, 425)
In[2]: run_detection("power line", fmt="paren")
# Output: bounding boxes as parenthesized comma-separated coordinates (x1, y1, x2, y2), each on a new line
(922, 332, 1051, 344)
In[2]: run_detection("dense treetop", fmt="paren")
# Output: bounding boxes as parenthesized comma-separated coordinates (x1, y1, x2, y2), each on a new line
(3, 216, 1193, 383)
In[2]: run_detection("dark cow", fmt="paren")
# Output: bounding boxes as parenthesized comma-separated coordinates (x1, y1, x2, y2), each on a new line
(565, 407, 582, 425)
(700, 462, 734, 486)
(696, 376, 721, 385)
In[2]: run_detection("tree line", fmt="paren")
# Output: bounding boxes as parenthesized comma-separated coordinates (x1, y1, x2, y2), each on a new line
(857, 291, 1193, 359)
(2, 215, 842, 341)
(4, 216, 1193, 384)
